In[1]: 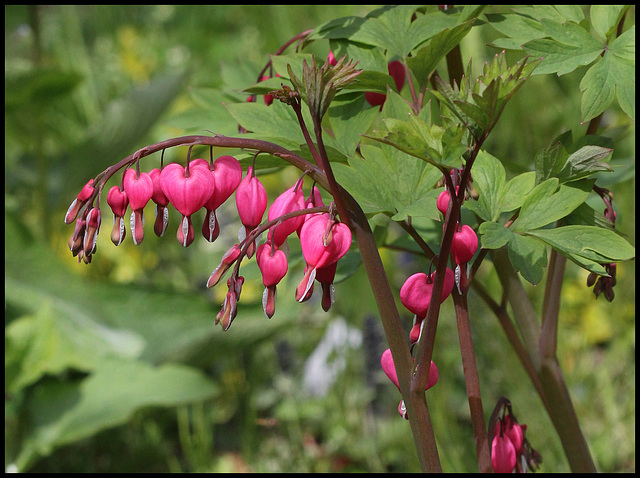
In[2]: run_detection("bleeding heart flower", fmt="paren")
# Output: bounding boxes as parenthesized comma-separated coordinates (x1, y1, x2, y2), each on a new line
(451, 223, 479, 265)
(267, 182, 306, 247)
(491, 431, 517, 473)
(107, 185, 129, 246)
(149, 168, 170, 237)
(380, 348, 439, 392)
(256, 241, 289, 318)
(160, 161, 215, 247)
(201, 155, 243, 242)
(316, 261, 337, 312)
(82, 207, 101, 258)
(65, 179, 95, 224)
(123, 168, 154, 245)
(400, 268, 455, 318)
(236, 166, 268, 257)
(296, 214, 351, 302)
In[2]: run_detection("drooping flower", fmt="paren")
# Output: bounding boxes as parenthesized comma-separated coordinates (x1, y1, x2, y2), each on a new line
(399, 268, 455, 319)
(296, 214, 351, 302)
(256, 241, 289, 318)
(106, 185, 129, 246)
(123, 168, 154, 245)
(267, 182, 306, 247)
(201, 155, 243, 242)
(380, 348, 438, 419)
(64, 179, 95, 224)
(149, 168, 170, 237)
(160, 161, 215, 247)
(491, 430, 517, 473)
(235, 166, 268, 257)
(451, 223, 478, 266)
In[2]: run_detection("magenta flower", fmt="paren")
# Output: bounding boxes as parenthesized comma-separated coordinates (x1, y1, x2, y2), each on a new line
(123, 168, 154, 245)
(235, 166, 268, 257)
(491, 431, 517, 473)
(82, 207, 101, 258)
(201, 155, 242, 242)
(315, 261, 337, 312)
(267, 182, 306, 247)
(256, 241, 289, 318)
(160, 161, 215, 247)
(106, 185, 129, 246)
(296, 214, 351, 302)
(451, 223, 479, 266)
(399, 269, 455, 319)
(149, 168, 170, 237)
(207, 243, 242, 288)
(64, 179, 95, 224)
(380, 348, 438, 419)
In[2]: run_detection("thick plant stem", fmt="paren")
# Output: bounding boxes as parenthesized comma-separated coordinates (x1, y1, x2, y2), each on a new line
(311, 117, 442, 472)
(491, 247, 596, 472)
(452, 291, 492, 472)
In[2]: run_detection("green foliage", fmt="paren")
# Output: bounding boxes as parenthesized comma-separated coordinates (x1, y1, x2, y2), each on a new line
(5, 4, 636, 474)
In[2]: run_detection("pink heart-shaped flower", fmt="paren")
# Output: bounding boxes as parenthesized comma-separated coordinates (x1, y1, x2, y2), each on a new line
(399, 269, 455, 318)
(160, 162, 215, 217)
(491, 432, 516, 473)
(451, 224, 478, 265)
(236, 166, 268, 229)
(267, 184, 306, 246)
(299, 214, 352, 270)
(123, 169, 153, 211)
(204, 155, 242, 211)
(256, 242, 288, 287)
(380, 348, 438, 391)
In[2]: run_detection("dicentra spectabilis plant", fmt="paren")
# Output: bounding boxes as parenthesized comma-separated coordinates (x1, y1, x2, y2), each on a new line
(62, 5, 635, 472)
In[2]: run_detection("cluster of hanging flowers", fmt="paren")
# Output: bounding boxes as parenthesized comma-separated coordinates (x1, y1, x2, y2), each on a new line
(64, 150, 351, 330)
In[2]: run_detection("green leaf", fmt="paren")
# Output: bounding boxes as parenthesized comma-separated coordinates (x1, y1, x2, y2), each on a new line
(15, 358, 219, 471)
(332, 143, 437, 217)
(498, 172, 536, 214)
(526, 225, 635, 275)
(581, 25, 635, 122)
(478, 221, 512, 250)
(407, 19, 475, 86)
(327, 93, 379, 157)
(526, 225, 635, 264)
(507, 233, 548, 285)
(465, 151, 535, 222)
(559, 144, 613, 181)
(5, 303, 143, 394)
(513, 178, 592, 232)
(523, 19, 604, 76)
(224, 100, 306, 146)
(590, 5, 628, 42)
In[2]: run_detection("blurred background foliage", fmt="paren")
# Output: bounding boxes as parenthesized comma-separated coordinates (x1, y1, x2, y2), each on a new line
(5, 5, 635, 472)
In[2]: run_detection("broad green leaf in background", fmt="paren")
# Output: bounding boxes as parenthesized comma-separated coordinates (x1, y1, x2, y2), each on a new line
(13, 358, 219, 472)
(464, 150, 535, 222)
(526, 225, 636, 274)
(580, 25, 635, 122)
(407, 19, 475, 86)
(513, 178, 591, 232)
(333, 142, 439, 217)
(327, 93, 379, 158)
(507, 232, 548, 285)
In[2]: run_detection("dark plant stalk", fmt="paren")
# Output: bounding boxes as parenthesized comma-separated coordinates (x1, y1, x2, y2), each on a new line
(452, 291, 492, 472)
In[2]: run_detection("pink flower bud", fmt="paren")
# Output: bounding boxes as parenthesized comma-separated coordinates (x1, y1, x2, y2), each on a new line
(365, 60, 406, 108)
(123, 169, 154, 245)
(256, 242, 288, 287)
(491, 432, 516, 473)
(451, 224, 479, 265)
(437, 189, 450, 216)
(400, 269, 455, 318)
(380, 348, 438, 391)
(207, 244, 242, 288)
(64, 179, 95, 224)
(267, 183, 306, 247)
(236, 166, 268, 230)
(83, 207, 101, 256)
